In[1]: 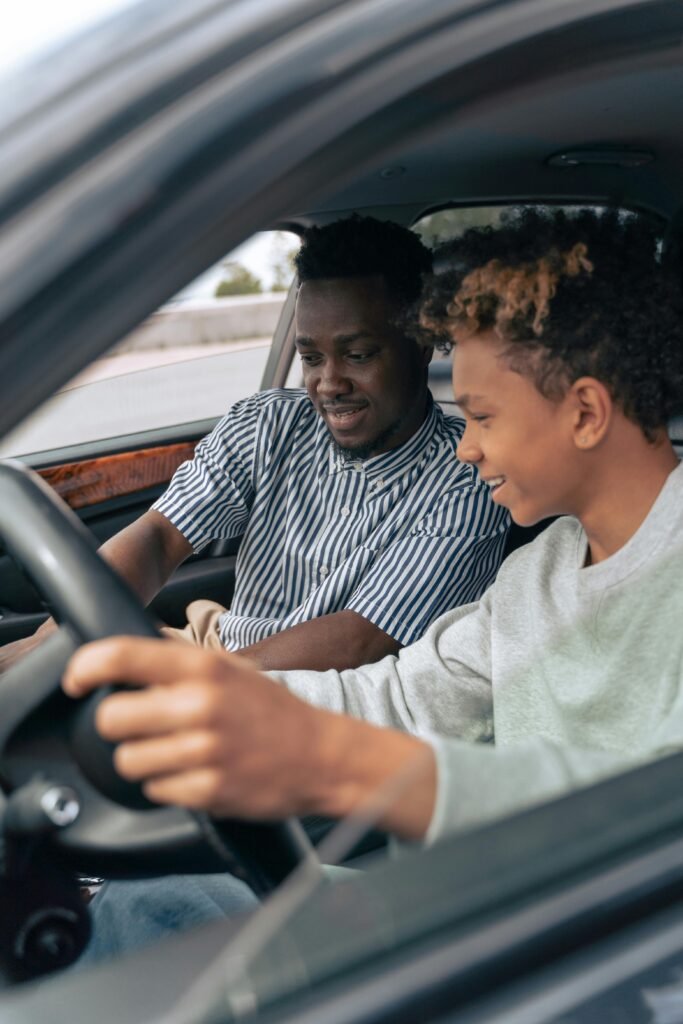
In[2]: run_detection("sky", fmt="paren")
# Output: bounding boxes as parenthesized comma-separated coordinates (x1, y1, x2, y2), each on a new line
(1, 0, 136, 75)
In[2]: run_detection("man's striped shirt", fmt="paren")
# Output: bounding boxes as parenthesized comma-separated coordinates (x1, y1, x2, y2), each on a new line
(154, 389, 509, 650)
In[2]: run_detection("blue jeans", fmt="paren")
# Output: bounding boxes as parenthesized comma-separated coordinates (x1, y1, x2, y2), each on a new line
(79, 872, 260, 967)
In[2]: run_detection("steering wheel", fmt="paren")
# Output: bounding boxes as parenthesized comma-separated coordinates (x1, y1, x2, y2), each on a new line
(0, 461, 315, 915)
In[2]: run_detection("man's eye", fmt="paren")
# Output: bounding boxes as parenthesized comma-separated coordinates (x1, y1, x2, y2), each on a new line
(347, 351, 374, 363)
(300, 354, 321, 366)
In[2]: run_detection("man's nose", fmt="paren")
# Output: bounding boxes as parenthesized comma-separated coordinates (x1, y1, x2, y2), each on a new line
(316, 365, 353, 398)
(456, 424, 482, 464)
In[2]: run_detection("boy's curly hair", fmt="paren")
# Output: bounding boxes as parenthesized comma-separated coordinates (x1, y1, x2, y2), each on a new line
(417, 208, 683, 436)
(295, 214, 432, 308)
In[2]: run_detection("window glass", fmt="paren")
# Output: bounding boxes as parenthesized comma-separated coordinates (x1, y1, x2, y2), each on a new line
(415, 208, 510, 408)
(0, 231, 300, 458)
(415, 204, 626, 409)
(282, 208, 511, 397)
(413, 204, 508, 249)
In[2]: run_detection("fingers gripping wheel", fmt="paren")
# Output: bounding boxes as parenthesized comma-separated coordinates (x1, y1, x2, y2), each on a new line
(69, 693, 315, 895)
(0, 463, 316, 915)
(69, 688, 158, 812)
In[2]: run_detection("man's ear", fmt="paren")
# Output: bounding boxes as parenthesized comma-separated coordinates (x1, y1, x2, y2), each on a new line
(419, 340, 435, 368)
(568, 376, 613, 450)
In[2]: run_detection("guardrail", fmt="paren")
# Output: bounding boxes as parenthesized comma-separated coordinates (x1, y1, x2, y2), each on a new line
(116, 294, 287, 352)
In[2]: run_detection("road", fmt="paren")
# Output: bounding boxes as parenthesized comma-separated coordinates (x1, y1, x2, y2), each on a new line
(0, 340, 275, 459)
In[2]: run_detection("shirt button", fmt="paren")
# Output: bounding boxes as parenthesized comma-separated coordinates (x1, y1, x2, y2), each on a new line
(320, 565, 329, 577)
(352, 463, 363, 472)
(340, 506, 351, 517)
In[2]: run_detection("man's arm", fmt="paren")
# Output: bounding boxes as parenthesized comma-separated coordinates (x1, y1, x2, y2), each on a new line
(0, 510, 192, 670)
(240, 610, 401, 671)
(97, 509, 194, 606)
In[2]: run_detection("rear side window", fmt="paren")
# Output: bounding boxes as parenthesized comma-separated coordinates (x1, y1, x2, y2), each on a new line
(414, 204, 658, 411)
(414, 207, 509, 408)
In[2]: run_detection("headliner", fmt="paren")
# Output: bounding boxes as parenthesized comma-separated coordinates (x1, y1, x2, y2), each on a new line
(293, 36, 683, 226)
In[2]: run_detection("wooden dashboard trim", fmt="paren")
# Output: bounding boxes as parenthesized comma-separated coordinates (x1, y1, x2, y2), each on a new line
(38, 442, 197, 510)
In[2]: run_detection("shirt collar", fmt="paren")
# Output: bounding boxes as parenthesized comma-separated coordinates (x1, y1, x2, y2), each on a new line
(325, 395, 441, 484)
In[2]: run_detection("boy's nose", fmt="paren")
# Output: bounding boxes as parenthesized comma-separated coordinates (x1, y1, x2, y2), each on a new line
(456, 428, 482, 465)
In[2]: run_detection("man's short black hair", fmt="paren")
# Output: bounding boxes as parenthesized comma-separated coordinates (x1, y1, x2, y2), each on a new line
(295, 214, 432, 307)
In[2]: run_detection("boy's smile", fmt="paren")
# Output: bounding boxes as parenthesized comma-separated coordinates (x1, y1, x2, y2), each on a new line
(483, 476, 507, 499)
(452, 330, 579, 526)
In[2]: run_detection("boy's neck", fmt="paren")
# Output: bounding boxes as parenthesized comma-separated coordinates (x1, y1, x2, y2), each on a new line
(577, 427, 678, 566)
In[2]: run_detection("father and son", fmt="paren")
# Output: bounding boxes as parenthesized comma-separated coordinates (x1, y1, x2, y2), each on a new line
(7, 207, 683, 956)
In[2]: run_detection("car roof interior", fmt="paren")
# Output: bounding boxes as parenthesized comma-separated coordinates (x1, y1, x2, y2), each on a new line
(283, 7, 682, 228)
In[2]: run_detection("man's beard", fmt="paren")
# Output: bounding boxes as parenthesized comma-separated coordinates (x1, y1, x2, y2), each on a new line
(330, 424, 400, 462)
(326, 391, 425, 462)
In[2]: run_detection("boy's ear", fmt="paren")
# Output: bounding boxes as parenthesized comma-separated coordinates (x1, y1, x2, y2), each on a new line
(568, 377, 613, 450)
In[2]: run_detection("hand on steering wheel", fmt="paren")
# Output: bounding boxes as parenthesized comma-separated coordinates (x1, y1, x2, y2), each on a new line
(0, 460, 316, 897)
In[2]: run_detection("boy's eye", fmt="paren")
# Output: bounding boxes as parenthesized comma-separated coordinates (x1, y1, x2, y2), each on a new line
(471, 414, 490, 423)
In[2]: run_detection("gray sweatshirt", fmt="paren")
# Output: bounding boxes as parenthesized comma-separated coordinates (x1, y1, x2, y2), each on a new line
(276, 462, 683, 843)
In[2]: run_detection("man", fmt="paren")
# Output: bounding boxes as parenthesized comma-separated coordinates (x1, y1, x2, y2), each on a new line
(3, 216, 508, 672)
(65, 208, 683, 958)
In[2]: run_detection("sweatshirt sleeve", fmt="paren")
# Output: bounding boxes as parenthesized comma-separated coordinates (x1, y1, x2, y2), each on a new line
(425, 638, 683, 844)
(425, 735, 643, 844)
(273, 591, 495, 743)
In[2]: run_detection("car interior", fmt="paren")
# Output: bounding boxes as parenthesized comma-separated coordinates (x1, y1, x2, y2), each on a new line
(3, 0, 683, 1018)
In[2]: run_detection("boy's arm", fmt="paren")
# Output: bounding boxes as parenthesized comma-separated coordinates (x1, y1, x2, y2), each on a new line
(60, 635, 680, 847)
(273, 594, 494, 742)
(425, 735, 636, 844)
(61, 636, 439, 841)
(58, 608, 495, 842)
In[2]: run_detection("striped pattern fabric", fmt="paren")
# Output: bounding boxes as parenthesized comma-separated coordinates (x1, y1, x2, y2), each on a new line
(153, 389, 509, 649)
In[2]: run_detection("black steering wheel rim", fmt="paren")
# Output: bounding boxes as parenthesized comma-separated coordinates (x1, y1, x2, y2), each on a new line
(0, 460, 315, 897)
(0, 460, 160, 643)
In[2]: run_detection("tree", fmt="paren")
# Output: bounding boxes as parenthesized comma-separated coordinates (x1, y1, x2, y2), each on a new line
(215, 261, 262, 297)
(269, 232, 298, 292)
(414, 206, 505, 249)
